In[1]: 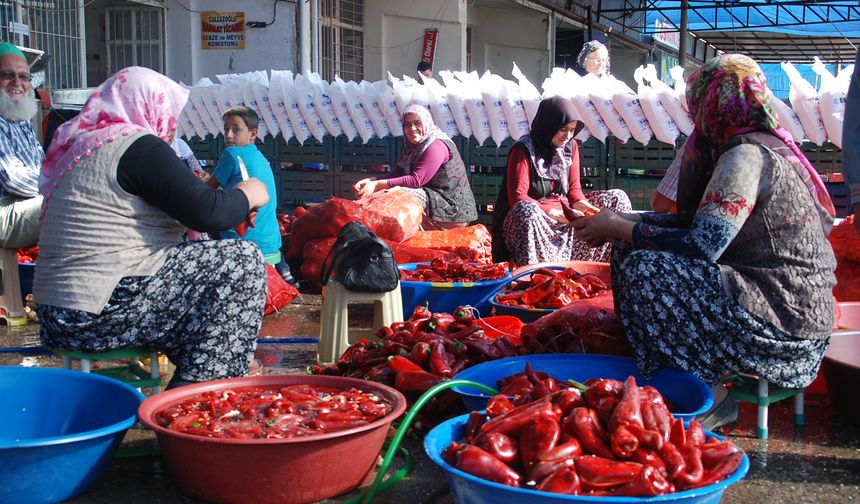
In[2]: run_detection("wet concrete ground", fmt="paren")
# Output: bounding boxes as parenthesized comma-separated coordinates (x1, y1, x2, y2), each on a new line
(2, 293, 859, 503)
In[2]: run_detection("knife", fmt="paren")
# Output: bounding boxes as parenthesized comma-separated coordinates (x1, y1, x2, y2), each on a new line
(237, 155, 250, 181)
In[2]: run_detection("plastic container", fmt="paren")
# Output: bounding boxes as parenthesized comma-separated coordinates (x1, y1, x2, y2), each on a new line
(452, 354, 713, 419)
(0, 366, 145, 504)
(425, 413, 749, 504)
(138, 374, 407, 504)
(398, 262, 511, 320)
(489, 262, 611, 323)
(836, 301, 860, 330)
(823, 302, 860, 423)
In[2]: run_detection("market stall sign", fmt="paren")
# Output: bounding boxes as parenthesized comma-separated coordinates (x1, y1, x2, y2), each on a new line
(421, 28, 438, 65)
(653, 18, 679, 50)
(201, 11, 245, 50)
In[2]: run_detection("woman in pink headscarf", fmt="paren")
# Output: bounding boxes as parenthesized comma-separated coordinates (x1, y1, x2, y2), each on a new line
(34, 67, 271, 389)
(353, 104, 476, 229)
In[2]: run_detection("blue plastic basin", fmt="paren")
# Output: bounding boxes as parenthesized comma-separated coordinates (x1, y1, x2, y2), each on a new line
(0, 366, 145, 504)
(425, 413, 749, 504)
(398, 262, 511, 319)
(452, 354, 713, 419)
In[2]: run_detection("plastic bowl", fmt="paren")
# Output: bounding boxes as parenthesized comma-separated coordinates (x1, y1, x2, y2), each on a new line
(138, 375, 407, 504)
(823, 302, 860, 423)
(398, 262, 512, 319)
(425, 413, 749, 504)
(0, 366, 145, 504)
(836, 301, 860, 330)
(490, 261, 611, 323)
(452, 354, 713, 419)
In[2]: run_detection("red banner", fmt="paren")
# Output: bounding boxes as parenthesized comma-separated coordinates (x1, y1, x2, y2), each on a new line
(421, 29, 438, 65)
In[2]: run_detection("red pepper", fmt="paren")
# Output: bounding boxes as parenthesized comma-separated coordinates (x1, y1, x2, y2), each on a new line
(563, 407, 614, 460)
(476, 431, 519, 464)
(426, 312, 456, 333)
(674, 445, 704, 489)
(487, 395, 516, 417)
(584, 378, 623, 422)
(410, 341, 432, 365)
(409, 304, 432, 323)
(463, 412, 487, 443)
(687, 420, 706, 447)
(630, 448, 668, 478)
(610, 424, 639, 459)
(387, 355, 422, 374)
(551, 389, 584, 418)
(478, 398, 557, 439)
(669, 418, 687, 449)
(657, 441, 686, 481)
(695, 451, 743, 488)
(519, 416, 561, 470)
(626, 423, 664, 451)
(498, 375, 534, 397)
(575, 455, 643, 488)
(429, 341, 453, 377)
(532, 377, 559, 400)
(455, 445, 521, 487)
(700, 439, 741, 470)
(453, 305, 475, 324)
(393, 370, 444, 392)
(539, 438, 582, 462)
(536, 467, 580, 494)
(528, 457, 574, 483)
(610, 465, 673, 496)
(640, 397, 672, 444)
(374, 325, 394, 339)
(520, 278, 556, 307)
(608, 376, 644, 433)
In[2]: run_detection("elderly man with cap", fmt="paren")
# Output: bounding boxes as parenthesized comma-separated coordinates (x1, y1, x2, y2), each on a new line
(0, 42, 42, 248)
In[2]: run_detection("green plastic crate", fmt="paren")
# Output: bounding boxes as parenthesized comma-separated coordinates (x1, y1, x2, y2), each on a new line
(332, 171, 371, 199)
(470, 137, 514, 169)
(608, 174, 662, 211)
(609, 136, 684, 177)
(183, 134, 222, 168)
(802, 141, 842, 181)
(826, 182, 851, 218)
(277, 170, 332, 210)
(336, 136, 397, 166)
(276, 135, 335, 166)
(469, 173, 504, 213)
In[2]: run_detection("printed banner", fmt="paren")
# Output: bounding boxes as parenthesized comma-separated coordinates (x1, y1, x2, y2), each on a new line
(201, 11, 245, 50)
(421, 28, 438, 65)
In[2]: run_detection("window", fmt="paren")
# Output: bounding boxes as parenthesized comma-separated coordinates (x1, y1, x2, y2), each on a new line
(320, 0, 364, 81)
(105, 7, 163, 75)
(0, 0, 85, 89)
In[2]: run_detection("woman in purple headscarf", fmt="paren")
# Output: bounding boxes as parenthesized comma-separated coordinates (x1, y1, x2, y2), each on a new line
(573, 54, 836, 390)
(353, 104, 476, 229)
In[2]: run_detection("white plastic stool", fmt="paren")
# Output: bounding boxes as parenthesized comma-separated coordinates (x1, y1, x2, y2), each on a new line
(0, 248, 26, 326)
(318, 279, 403, 364)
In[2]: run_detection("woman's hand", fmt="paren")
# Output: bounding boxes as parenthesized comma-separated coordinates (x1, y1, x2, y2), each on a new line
(572, 199, 600, 215)
(235, 178, 270, 210)
(353, 177, 389, 198)
(571, 209, 635, 246)
(547, 208, 571, 224)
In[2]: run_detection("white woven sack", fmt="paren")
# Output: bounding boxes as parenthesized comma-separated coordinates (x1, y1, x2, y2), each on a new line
(374, 81, 403, 136)
(500, 80, 531, 141)
(327, 78, 359, 142)
(768, 93, 805, 144)
(512, 63, 541, 125)
(645, 65, 694, 136)
(279, 72, 311, 144)
(583, 74, 631, 143)
(358, 80, 391, 138)
(634, 66, 679, 145)
(669, 66, 689, 113)
(480, 73, 510, 146)
(812, 57, 848, 148)
(438, 71, 472, 138)
(561, 70, 609, 144)
(267, 71, 294, 141)
(344, 80, 376, 143)
(423, 78, 460, 137)
(607, 77, 653, 144)
(782, 61, 827, 145)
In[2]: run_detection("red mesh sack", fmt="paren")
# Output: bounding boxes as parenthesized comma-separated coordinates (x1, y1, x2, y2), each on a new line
(401, 224, 493, 263)
(264, 264, 299, 316)
(357, 188, 423, 243)
(388, 242, 447, 264)
(286, 199, 366, 260)
(834, 257, 860, 302)
(300, 238, 337, 292)
(829, 215, 860, 262)
(519, 292, 631, 356)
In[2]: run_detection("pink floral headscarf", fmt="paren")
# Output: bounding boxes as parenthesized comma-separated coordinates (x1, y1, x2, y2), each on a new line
(41, 66, 189, 197)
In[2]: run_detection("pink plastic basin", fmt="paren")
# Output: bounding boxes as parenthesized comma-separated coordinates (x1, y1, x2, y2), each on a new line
(836, 301, 860, 330)
(138, 375, 406, 504)
(824, 302, 860, 423)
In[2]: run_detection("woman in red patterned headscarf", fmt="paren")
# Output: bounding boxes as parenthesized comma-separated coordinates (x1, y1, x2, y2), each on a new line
(573, 54, 836, 398)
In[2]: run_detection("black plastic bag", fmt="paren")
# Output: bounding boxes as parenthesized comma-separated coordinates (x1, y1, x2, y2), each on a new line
(321, 221, 400, 292)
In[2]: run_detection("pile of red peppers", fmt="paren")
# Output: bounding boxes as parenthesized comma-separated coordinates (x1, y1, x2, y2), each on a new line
(17, 246, 38, 264)
(443, 368, 743, 496)
(311, 305, 522, 395)
(494, 267, 609, 310)
(400, 257, 509, 283)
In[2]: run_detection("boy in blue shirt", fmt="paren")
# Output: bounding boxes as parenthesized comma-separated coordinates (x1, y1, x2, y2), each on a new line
(209, 107, 296, 284)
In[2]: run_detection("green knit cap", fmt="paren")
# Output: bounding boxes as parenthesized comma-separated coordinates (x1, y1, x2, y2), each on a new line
(0, 42, 26, 61)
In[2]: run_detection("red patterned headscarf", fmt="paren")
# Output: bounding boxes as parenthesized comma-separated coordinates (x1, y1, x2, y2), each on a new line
(676, 54, 835, 222)
(41, 66, 189, 198)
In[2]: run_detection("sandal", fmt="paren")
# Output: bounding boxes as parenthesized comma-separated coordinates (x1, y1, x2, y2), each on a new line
(248, 358, 264, 377)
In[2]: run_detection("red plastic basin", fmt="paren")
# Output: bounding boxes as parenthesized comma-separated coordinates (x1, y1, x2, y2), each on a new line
(138, 375, 406, 504)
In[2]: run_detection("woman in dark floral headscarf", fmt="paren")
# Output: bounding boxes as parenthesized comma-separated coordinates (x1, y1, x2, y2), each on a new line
(573, 54, 836, 393)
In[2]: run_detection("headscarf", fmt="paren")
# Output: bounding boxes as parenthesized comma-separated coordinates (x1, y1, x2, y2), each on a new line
(396, 104, 450, 173)
(41, 66, 189, 197)
(521, 96, 582, 182)
(676, 54, 835, 223)
(576, 40, 608, 76)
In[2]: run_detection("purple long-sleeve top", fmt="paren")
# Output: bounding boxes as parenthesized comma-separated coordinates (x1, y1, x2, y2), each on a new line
(385, 140, 451, 188)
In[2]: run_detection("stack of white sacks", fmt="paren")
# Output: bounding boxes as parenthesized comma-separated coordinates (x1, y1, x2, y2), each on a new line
(177, 59, 854, 149)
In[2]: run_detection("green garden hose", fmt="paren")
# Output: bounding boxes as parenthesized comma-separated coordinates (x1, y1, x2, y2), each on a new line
(356, 379, 499, 504)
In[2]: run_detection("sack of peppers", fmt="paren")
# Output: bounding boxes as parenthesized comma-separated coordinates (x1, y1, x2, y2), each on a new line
(310, 305, 522, 398)
(443, 366, 743, 497)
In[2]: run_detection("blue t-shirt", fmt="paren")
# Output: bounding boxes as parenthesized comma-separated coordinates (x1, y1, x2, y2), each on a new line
(213, 144, 281, 255)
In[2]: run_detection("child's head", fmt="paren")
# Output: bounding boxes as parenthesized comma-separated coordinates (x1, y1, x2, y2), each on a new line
(223, 106, 259, 147)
